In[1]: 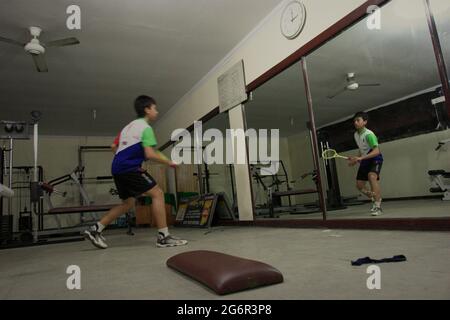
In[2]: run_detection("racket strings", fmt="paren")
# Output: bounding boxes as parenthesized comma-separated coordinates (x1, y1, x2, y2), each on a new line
(322, 149, 338, 159)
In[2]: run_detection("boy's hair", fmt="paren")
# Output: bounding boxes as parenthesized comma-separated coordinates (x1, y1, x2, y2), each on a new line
(353, 111, 368, 121)
(134, 95, 156, 118)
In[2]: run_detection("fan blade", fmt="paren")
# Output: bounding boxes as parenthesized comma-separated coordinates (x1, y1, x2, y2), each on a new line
(327, 87, 347, 99)
(0, 36, 25, 47)
(359, 83, 381, 87)
(31, 53, 48, 72)
(45, 37, 80, 47)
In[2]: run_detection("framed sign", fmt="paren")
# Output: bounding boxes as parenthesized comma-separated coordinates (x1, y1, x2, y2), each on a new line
(175, 193, 234, 228)
(218, 60, 248, 113)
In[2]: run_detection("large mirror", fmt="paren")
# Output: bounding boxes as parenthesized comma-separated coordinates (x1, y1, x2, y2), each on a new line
(305, 0, 450, 220)
(245, 62, 324, 220)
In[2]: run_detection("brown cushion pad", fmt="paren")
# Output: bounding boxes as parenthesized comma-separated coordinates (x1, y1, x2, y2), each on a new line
(167, 250, 283, 295)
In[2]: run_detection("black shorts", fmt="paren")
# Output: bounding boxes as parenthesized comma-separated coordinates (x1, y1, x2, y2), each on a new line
(357, 161, 383, 181)
(113, 171, 157, 200)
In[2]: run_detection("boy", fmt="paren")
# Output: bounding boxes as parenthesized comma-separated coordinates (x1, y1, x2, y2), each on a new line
(84, 95, 188, 248)
(348, 111, 384, 216)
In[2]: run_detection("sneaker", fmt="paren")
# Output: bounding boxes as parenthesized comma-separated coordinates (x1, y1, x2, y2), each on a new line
(370, 203, 377, 212)
(371, 206, 383, 216)
(84, 228, 108, 249)
(156, 235, 188, 248)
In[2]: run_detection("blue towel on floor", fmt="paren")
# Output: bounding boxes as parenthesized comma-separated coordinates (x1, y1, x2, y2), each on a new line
(351, 255, 407, 266)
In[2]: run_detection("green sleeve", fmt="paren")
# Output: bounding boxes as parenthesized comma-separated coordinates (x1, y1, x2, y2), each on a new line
(366, 133, 379, 148)
(141, 127, 157, 147)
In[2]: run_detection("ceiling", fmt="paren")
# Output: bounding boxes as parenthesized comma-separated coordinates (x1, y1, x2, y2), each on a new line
(0, 0, 282, 136)
(245, 0, 450, 137)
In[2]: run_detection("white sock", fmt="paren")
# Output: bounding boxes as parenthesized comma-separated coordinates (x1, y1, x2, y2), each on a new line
(96, 222, 105, 233)
(158, 227, 169, 238)
(375, 200, 382, 207)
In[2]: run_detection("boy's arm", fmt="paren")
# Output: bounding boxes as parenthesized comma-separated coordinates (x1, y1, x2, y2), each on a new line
(142, 127, 176, 168)
(111, 133, 120, 153)
(111, 144, 118, 154)
(348, 135, 362, 165)
(144, 146, 176, 167)
(350, 151, 361, 160)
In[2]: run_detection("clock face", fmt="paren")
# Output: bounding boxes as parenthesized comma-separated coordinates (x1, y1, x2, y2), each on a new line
(280, 1, 306, 39)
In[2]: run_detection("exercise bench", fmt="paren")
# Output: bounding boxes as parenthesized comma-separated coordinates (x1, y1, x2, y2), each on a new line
(269, 188, 318, 217)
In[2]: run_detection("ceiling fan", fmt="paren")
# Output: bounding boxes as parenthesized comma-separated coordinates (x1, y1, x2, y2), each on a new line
(327, 73, 380, 99)
(0, 26, 80, 72)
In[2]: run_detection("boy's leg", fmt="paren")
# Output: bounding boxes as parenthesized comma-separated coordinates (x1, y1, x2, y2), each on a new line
(100, 198, 135, 226)
(84, 198, 135, 249)
(144, 186, 167, 229)
(356, 180, 375, 199)
(368, 161, 383, 215)
(368, 173, 381, 203)
(356, 164, 375, 200)
(368, 171, 383, 214)
(142, 185, 187, 248)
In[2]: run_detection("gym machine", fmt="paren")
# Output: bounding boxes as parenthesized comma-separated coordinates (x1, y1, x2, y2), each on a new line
(40, 166, 135, 236)
(251, 161, 321, 218)
(77, 146, 135, 233)
(428, 139, 450, 201)
(28, 112, 86, 244)
(78, 145, 113, 202)
(4, 166, 44, 243)
(431, 87, 449, 131)
(1, 118, 33, 245)
(317, 130, 347, 210)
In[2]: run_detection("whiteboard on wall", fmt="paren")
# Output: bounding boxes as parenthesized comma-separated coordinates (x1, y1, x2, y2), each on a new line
(217, 60, 248, 113)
